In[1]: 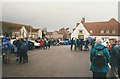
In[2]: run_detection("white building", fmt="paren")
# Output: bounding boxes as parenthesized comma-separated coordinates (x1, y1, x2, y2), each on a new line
(71, 18, 120, 40)
(20, 26, 27, 37)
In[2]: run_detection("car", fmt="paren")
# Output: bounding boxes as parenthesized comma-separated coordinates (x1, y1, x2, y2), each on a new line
(64, 39, 70, 45)
(59, 40, 64, 45)
(29, 40, 40, 48)
(10, 39, 16, 45)
(11, 39, 35, 50)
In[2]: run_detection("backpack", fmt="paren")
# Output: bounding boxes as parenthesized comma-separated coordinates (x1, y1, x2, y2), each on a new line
(93, 47, 106, 68)
(19, 42, 26, 52)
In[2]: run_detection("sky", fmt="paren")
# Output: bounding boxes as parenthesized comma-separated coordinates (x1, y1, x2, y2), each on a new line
(1, 1, 118, 32)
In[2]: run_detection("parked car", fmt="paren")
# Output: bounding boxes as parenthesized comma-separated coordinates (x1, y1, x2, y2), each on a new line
(59, 40, 64, 45)
(64, 39, 70, 45)
(29, 40, 40, 48)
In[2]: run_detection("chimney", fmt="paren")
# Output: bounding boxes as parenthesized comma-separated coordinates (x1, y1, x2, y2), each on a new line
(76, 23, 80, 27)
(81, 17, 85, 23)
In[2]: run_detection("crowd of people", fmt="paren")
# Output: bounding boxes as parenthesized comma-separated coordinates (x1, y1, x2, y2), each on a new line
(70, 37, 120, 79)
(70, 37, 96, 51)
(2, 36, 29, 64)
(36, 38, 60, 49)
(1, 36, 60, 64)
(89, 37, 120, 79)
(36, 38, 52, 49)
(1, 35, 120, 79)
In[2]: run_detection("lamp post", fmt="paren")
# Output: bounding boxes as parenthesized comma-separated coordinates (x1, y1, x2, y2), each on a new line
(30, 25, 32, 38)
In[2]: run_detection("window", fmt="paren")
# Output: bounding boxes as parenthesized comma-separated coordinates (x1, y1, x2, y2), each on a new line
(106, 30, 109, 33)
(90, 30, 93, 33)
(100, 30, 104, 34)
(79, 30, 83, 33)
(112, 30, 116, 34)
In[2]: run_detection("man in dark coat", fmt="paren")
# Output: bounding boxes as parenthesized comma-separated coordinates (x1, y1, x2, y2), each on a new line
(17, 38, 28, 64)
(118, 44, 120, 78)
(109, 38, 119, 79)
(117, 44, 120, 78)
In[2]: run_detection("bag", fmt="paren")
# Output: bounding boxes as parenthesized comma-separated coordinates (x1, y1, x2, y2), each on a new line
(20, 42, 26, 51)
(93, 47, 106, 68)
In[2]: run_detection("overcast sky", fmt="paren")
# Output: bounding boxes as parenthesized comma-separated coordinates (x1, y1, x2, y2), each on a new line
(2, 2, 118, 31)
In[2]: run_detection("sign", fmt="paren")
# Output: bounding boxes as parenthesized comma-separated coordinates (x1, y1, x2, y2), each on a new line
(78, 35, 84, 39)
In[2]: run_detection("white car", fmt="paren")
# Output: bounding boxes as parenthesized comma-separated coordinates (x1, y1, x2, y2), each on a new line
(10, 39, 16, 45)
(29, 40, 40, 47)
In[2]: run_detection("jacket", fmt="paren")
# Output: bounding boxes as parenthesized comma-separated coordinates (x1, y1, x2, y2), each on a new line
(110, 44, 120, 67)
(90, 43, 110, 73)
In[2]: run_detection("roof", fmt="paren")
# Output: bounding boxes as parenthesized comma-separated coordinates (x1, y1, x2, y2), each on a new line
(1, 21, 39, 33)
(80, 18, 120, 36)
(32, 29, 39, 32)
(46, 32, 53, 35)
(55, 31, 64, 35)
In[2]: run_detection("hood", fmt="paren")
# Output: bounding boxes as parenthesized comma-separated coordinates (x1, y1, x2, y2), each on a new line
(94, 43, 106, 50)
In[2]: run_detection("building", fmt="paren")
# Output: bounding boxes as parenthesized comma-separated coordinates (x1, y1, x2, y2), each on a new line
(45, 31, 63, 40)
(71, 18, 120, 40)
(1, 21, 42, 38)
(45, 28, 71, 40)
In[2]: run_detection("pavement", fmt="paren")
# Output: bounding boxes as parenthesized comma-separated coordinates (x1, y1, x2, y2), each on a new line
(3, 45, 92, 77)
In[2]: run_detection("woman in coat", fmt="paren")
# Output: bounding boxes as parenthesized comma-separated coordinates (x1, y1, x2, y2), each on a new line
(90, 38, 110, 79)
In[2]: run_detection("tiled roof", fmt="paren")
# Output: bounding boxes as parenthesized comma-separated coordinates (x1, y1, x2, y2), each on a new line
(81, 18, 120, 36)
(32, 29, 39, 32)
(46, 32, 53, 35)
(55, 31, 63, 34)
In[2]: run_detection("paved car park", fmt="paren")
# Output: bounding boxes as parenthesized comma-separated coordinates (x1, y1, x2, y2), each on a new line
(2, 45, 93, 77)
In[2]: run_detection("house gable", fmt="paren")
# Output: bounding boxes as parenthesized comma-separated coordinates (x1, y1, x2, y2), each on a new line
(20, 26, 27, 37)
(71, 23, 90, 39)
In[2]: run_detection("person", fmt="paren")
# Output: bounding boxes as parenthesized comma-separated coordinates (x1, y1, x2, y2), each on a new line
(43, 39, 47, 49)
(70, 38, 74, 51)
(76, 39, 80, 51)
(7, 38, 12, 63)
(25, 38, 29, 62)
(74, 38, 77, 51)
(13, 38, 19, 61)
(2, 37, 12, 64)
(80, 39, 84, 51)
(2, 37, 7, 63)
(90, 38, 110, 79)
(106, 42, 112, 53)
(91, 39, 96, 48)
(17, 38, 28, 64)
(109, 38, 119, 79)
(40, 39, 44, 49)
(118, 43, 120, 78)
(47, 39, 51, 49)
(84, 38, 89, 51)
